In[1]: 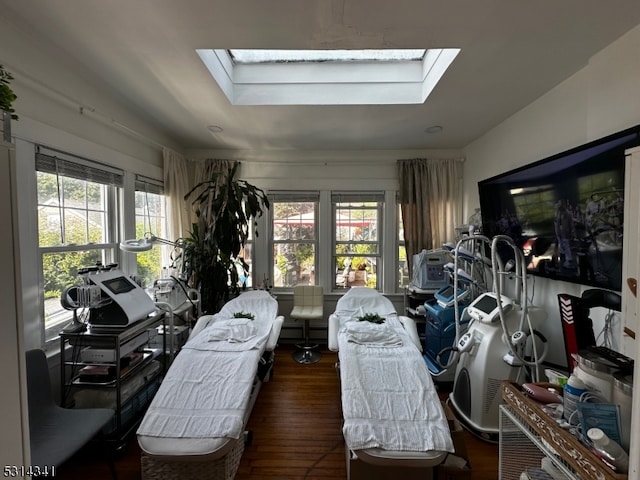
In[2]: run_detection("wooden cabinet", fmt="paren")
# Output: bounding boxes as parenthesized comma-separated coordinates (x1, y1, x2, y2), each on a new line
(500, 382, 626, 480)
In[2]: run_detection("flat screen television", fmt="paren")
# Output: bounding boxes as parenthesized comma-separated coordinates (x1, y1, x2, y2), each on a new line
(478, 125, 640, 292)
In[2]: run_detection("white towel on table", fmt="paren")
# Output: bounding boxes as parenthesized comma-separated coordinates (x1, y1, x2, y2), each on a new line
(342, 321, 403, 347)
(205, 318, 257, 343)
(338, 316, 454, 453)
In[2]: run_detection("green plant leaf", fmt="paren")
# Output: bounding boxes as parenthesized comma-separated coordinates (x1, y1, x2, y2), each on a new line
(357, 312, 385, 324)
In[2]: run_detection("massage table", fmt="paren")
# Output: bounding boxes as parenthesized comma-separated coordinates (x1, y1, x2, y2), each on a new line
(328, 287, 454, 480)
(137, 290, 283, 480)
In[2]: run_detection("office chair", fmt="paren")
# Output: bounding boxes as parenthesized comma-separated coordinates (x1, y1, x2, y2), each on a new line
(290, 285, 324, 364)
(25, 349, 115, 474)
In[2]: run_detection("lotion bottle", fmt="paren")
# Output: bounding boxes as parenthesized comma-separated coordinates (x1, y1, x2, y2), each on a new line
(562, 374, 586, 424)
(587, 428, 628, 474)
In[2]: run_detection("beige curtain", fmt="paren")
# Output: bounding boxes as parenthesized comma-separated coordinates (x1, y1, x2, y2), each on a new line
(398, 158, 464, 279)
(163, 148, 191, 241)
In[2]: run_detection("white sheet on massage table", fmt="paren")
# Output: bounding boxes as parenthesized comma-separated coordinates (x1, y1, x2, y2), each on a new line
(137, 291, 280, 456)
(334, 289, 453, 454)
(338, 317, 453, 453)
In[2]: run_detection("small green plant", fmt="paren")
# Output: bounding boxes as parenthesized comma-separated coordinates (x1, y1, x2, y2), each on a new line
(357, 312, 385, 324)
(0, 65, 18, 120)
(233, 311, 255, 320)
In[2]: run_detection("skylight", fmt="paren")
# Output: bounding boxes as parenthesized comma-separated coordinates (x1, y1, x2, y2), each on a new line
(196, 48, 460, 106)
(228, 49, 428, 64)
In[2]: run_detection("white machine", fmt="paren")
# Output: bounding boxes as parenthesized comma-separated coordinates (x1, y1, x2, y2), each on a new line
(448, 235, 548, 441)
(411, 248, 449, 290)
(87, 269, 157, 328)
(431, 235, 495, 373)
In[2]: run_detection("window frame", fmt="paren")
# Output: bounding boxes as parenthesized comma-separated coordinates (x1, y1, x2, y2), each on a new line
(397, 198, 409, 290)
(331, 191, 384, 292)
(134, 176, 168, 288)
(268, 191, 320, 290)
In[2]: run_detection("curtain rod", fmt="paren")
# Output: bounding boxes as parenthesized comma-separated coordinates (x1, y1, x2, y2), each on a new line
(7, 63, 167, 151)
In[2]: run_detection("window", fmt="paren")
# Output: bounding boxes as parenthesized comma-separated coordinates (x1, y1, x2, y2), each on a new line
(398, 202, 409, 289)
(134, 176, 168, 288)
(239, 228, 253, 289)
(36, 149, 122, 344)
(332, 192, 383, 290)
(270, 192, 319, 288)
(197, 48, 460, 105)
(228, 49, 428, 64)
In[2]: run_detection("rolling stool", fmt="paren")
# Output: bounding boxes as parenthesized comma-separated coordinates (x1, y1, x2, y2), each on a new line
(291, 285, 324, 364)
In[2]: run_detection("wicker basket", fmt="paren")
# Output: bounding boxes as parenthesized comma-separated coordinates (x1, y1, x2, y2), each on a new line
(502, 381, 626, 480)
(140, 435, 245, 480)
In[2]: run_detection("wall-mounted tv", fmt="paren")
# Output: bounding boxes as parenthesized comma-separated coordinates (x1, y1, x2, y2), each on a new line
(478, 125, 640, 292)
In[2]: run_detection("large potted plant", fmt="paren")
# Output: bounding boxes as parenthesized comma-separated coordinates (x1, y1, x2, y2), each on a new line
(182, 161, 269, 314)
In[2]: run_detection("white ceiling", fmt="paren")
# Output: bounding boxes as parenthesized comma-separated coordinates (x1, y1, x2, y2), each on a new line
(2, 0, 640, 151)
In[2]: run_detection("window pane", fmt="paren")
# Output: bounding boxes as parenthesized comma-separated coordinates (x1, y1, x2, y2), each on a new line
(87, 182, 104, 210)
(273, 243, 316, 287)
(42, 248, 112, 342)
(134, 190, 167, 287)
(273, 202, 315, 240)
(88, 210, 106, 243)
(336, 207, 378, 241)
(239, 244, 253, 289)
(38, 206, 63, 247)
(334, 256, 377, 289)
(398, 204, 408, 288)
(62, 176, 86, 206)
(399, 245, 409, 288)
(64, 208, 88, 244)
(37, 171, 58, 204)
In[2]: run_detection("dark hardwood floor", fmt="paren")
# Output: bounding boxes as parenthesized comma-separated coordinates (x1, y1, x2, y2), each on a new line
(54, 346, 499, 479)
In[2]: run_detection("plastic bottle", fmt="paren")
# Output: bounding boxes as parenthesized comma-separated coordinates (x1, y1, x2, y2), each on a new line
(563, 374, 587, 424)
(587, 428, 628, 473)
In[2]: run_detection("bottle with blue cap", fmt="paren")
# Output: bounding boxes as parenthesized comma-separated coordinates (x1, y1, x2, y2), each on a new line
(562, 374, 587, 424)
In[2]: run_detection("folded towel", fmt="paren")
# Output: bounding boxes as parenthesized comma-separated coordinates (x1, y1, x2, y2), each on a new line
(342, 322, 403, 347)
(206, 320, 256, 343)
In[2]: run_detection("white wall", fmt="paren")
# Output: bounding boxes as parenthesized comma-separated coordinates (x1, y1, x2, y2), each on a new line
(463, 24, 640, 368)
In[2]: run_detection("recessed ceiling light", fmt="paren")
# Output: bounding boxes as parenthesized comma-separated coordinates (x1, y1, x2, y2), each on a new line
(207, 125, 223, 133)
(425, 125, 443, 134)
